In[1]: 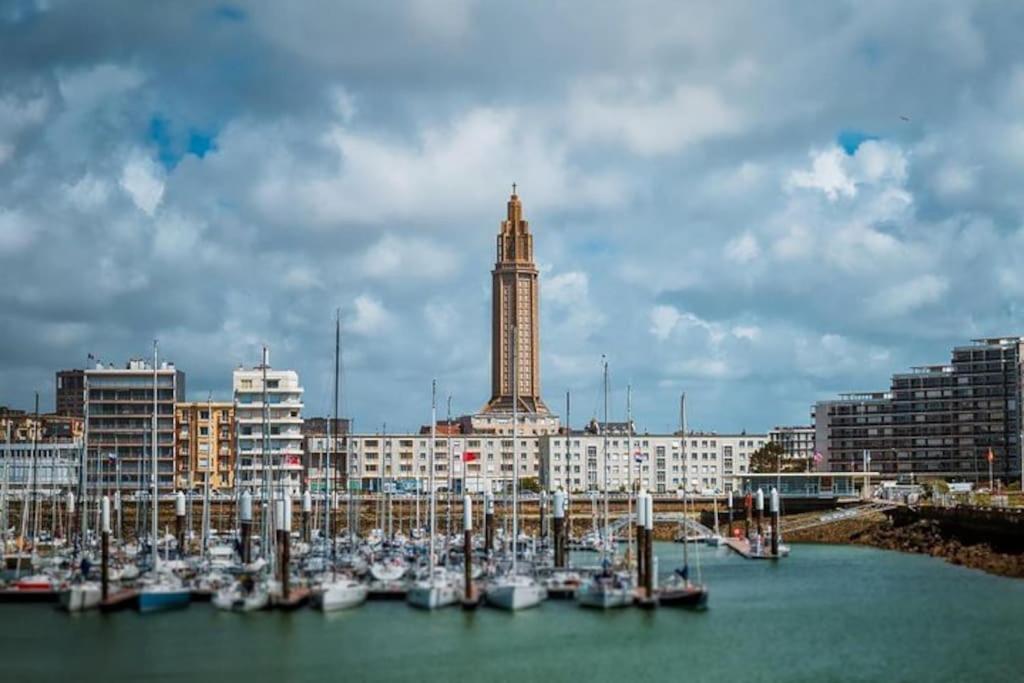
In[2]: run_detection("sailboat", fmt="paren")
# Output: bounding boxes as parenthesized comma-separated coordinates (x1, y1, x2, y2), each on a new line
(577, 358, 633, 610)
(314, 314, 368, 612)
(487, 325, 546, 611)
(659, 393, 708, 609)
(212, 574, 270, 612)
(407, 380, 459, 610)
(137, 342, 191, 614)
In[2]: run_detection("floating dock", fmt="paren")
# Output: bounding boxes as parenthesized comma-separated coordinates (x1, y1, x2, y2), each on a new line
(723, 537, 781, 560)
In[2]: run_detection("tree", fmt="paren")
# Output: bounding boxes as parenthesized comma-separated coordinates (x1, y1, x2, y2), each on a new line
(749, 441, 808, 473)
(519, 477, 542, 493)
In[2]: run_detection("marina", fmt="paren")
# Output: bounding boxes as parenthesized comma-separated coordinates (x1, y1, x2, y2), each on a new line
(2, 543, 1022, 682)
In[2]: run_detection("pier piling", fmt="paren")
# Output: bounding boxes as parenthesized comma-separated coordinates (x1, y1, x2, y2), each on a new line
(553, 490, 565, 568)
(463, 495, 473, 602)
(727, 489, 734, 538)
(484, 492, 494, 556)
(101, 495, 110, 602)
(540, 491, 548, 540)
(636, 490, 647, 588)
(240, 490, 253, 564)
(770, 488, 779, 558)
(644, 493, 654, 599)
(67, 492, 77, 552)
(756, 488, 764, 541)
(744, 492, 752, 540)
(175, 491, 186, 555)
(301, 489, 312, 543)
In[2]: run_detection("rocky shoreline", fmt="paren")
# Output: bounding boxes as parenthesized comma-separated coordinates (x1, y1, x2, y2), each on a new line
(784, 512, 1024, 579)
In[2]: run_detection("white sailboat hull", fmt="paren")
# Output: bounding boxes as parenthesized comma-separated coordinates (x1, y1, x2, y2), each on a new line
(406, 582, 458, 610)
(576, 583, 633, 609)
(212, 586, 269, 612)
(370, 561, 407, 582)
(316, 581, 368, 611)
(485, 582, 546, 611)
(60, 583, 103, 612)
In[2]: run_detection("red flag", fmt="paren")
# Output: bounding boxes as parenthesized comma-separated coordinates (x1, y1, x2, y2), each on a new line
(462, 451, 479, 462)
(987, 448, 995, 463)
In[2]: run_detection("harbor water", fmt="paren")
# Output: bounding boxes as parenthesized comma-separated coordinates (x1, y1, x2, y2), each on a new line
(3, 543, 1023, 682)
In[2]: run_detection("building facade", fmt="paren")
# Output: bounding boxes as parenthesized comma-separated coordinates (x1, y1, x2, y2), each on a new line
(320, 430, 766, 495)
(482, 188, 549, 415)
(233, 356, 304, 498)
(814, 336, 1024, 481)
(310, 432, 544, 495)
(175, 402, 236, 492)
(55, 369, 85, 417)
(1, 408, 83, 443)
(0, 440, 81, 493)
(769, 426, 816, 464)
(85, 358, 185, 494)
(540, 432, 766, 494)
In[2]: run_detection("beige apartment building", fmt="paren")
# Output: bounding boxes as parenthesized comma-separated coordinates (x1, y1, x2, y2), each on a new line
(175, 401, 235, 492)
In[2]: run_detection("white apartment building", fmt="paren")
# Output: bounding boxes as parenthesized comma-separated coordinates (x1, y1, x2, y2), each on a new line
(540, 432, 768, 494)
(309, 432, 544, 494)
(233, 356, 304, 498)
(769, 425, 816, 463)
(310, 429, 766, 495)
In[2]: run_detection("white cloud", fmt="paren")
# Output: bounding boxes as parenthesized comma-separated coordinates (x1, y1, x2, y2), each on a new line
(867, 274, 949, 317)
(569, 79, 744, 156)
(253, 107, 628, 228)
(361, 234, 458, 281)
(788, 146, 856, 200)
(348, 294, 395, 335)
(120, 154, 165, 216)
(65, 173, 111, 210)
(724, 232, 759, 264)
(649, 305, 682, 341)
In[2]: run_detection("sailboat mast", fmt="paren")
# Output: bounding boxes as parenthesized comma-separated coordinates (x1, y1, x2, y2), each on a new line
(330, 310, 339, 575)
(151, 340, 159, 570)
(626, 384, 633, 571)
(602, 357, 609, 555)
(511, 325, 518, 575)
(429, 379, 437, 575)
(680, 392, 690, 580)
(262, 345, 272, 565)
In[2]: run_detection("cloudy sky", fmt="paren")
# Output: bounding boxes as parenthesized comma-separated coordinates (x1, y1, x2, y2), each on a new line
(1, 1, 1023, 433)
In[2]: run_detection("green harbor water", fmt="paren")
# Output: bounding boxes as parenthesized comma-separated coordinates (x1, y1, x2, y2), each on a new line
(3, 543, 1023, 682)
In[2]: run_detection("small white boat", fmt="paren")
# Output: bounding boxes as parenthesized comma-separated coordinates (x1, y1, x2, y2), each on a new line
(314, 577, 368, 612)
(576, 573, 634, 609)
(212, 578, 270, 612)
(406, 572, 459, 610)
(370, 557, 408, 582)
(60, 582, 103, 612)
(486, 574, 547, 611)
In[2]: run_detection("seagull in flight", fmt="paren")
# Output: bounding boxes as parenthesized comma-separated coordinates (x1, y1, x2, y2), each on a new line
(899, 115, 911, 122)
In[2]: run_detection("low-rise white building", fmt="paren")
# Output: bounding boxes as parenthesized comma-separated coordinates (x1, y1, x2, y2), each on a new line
(318, 428, 767, 495)
(540, 431, 767, 494)
(327, 433, 543, 494)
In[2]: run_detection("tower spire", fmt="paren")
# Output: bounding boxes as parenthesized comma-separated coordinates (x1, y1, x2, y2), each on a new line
(483, 187, 548, 415)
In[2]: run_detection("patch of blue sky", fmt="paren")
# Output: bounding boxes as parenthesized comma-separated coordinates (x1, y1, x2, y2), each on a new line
(836, 129, 879, 155)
